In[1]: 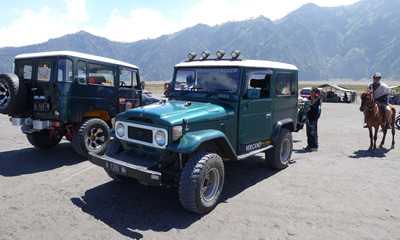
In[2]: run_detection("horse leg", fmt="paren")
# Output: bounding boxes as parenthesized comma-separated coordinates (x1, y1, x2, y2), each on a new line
(391, 121, 395, 149)
(368, 126, 374, 151)
(391, 108, 396, 149)
(379, 124, 387, 148)
(373, 126, 379, 152)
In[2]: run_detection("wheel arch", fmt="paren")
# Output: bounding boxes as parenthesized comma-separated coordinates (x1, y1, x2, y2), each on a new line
(271, 118, 295, 144)
(168, 129, 237, 161)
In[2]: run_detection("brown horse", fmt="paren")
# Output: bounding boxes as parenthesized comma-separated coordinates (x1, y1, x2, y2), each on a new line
(359, 90, 396, 152)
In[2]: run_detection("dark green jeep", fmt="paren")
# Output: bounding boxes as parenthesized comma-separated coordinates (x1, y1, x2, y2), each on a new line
(0, 51, 158, 157)
(88, 50, 299, 213)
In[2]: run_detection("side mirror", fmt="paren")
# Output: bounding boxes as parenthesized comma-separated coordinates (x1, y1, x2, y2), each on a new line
(140, 81, 145, 90)
(247, 89, 260, 99)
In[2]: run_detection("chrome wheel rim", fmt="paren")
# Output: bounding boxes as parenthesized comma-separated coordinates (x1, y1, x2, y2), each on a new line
(0, 81, 10, 107)
(202, 168, 220, 202)
(85, 127, 106, 150)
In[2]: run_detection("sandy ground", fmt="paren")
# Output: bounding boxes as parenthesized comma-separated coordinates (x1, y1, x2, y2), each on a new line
(0, 102, 399, 240)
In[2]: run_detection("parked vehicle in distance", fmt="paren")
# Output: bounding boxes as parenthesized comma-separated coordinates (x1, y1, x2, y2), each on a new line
(88, 50, 299, 213)
(300, 87, 323, 99)
(0, 51, 158, 157)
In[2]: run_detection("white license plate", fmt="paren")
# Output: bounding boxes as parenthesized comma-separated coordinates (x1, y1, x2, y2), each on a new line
(105, 161, 127, 176)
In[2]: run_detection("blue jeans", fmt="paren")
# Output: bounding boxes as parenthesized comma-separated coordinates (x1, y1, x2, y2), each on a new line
(306, 120, 318, 148)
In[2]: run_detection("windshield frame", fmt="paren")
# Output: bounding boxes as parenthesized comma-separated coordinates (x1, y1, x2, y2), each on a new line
(172, 67, 241, 94)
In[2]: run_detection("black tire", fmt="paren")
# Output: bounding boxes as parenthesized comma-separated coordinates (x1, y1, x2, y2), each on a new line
(179, 151, 224, 214)
(265, 128, 292, 169)
(26, 129, 62, 149)
(395, 117, 400, 129)
(0, 73, 26, 115)
(72, 118, 110, 158)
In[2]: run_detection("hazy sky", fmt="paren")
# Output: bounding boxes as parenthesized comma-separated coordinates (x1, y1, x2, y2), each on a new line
(0, 0, 361, 48)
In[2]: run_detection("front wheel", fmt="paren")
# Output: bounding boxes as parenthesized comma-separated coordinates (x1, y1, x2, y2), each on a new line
(72, 118, 110, 158)
(265, 128, 292, 169)
(26, 129, 62, 149)
(179, 151, 224, 214)
(395, 116, 400, 129)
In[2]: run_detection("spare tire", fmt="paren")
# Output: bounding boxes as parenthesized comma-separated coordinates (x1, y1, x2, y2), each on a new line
(0, 73, 27, 115)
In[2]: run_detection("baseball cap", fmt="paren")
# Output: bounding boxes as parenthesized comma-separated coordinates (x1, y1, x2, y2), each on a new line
(373, 72, 382, 78)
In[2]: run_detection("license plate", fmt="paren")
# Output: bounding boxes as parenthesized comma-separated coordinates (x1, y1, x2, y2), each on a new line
(105, 161, 127, 176)
(35, 103, 50, 111)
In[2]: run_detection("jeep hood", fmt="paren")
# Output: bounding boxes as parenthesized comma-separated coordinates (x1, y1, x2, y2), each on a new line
(118, 100, 230, 125)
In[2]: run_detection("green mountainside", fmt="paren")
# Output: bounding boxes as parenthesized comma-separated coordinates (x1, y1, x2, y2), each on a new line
(1, 0, 399, 81)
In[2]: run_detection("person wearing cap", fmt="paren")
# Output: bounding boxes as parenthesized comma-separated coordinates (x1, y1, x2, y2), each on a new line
(303, 86, 322, 152)
(364, 73, 392, 129)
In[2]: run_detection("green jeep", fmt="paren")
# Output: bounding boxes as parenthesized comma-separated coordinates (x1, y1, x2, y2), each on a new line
(88, 50, 299, 213)
(0, 51, 158, 157)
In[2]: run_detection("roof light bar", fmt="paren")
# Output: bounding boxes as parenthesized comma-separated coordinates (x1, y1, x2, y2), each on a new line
(216, 50, 225, 59)
(201, 51, 210, 59)
(188, 52, 197, 61)
(231, 50, 241, 59)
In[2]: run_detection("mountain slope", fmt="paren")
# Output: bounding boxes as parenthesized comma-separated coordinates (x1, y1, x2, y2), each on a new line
(1, 0, 399, 81)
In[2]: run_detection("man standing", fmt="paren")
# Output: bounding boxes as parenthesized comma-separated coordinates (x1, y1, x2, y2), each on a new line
(304, 86, 321, 152)
(366, 73, 392, 129)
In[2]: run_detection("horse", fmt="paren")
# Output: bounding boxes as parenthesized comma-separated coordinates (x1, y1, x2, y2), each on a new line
(359, 90, 396, 152)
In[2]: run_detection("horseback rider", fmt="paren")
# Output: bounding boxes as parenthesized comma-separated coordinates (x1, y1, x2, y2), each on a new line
(365, 73, 392, 129)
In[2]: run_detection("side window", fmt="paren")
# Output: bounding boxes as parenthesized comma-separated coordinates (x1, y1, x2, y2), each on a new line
(57, 59, 73, 82)
(78, 61, 87, 84)
(245, 70, 272, 99)
(119, 67, 139, 88)
(275, 73, 296, 96)
(18, 62, 33, 82)
(88, 63, 114, 86)
(37, 61, 52, 81)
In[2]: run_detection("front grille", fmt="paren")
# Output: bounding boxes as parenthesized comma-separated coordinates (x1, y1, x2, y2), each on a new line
(128, 126, 152, 143)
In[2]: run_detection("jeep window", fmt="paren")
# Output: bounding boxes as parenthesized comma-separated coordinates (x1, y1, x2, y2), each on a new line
(78, 61, 87, 84)
(88, 63, 114, 87)
(18, 61, 33, 82)
(173, 68, 239, 93)
(37, 61, 52, 81)
(57, 59, 73, 82)
(244, 70, 273, 98)
(119, 67, 138, 88)
(275, 72, 296, 96)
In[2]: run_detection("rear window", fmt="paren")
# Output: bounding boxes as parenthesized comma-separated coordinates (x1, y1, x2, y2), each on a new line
(37, 61, 52, 81)
(275, 72, 296, 96)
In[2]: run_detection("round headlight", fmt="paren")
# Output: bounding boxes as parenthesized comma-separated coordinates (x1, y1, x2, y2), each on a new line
(154, 130, 166, 146)
(116, 123, 125, 138)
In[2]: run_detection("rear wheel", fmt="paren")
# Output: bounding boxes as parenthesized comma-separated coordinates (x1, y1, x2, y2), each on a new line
(0, 73, 26, 115)
(26, 129, 62, 149)
(179, 151, 224, 214)
(72, 118, 110, 158)
(395, 116, 400, 129)
(265, 128, 292, 169)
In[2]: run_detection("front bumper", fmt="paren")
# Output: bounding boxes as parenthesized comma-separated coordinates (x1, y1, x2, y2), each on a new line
(88, 152, 162, 185)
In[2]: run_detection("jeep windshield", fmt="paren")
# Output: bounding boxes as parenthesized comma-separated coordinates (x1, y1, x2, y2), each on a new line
(173, 68, 240, 93)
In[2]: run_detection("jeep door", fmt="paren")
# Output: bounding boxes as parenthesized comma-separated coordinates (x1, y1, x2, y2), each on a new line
(118, 67, 141, 112)
(31, 58, 57, 119)
(238, 70, 273, 153)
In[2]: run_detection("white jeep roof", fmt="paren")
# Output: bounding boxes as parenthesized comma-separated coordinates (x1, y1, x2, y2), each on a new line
(15, 51, 139, 69)
(175, 59, 298, 71)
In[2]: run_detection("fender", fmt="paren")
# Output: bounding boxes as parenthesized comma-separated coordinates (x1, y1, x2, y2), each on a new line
(271, 118, 294, 144)
(168, 129, 236, 156)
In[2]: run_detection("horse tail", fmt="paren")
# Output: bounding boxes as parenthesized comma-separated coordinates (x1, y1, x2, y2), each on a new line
(390, 105, 396, 122)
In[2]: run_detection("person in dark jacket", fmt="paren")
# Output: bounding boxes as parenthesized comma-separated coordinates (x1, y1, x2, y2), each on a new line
(304, 86, 321, 152)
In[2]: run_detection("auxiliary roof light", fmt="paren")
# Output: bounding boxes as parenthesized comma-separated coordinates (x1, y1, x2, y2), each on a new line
(231, 50, 241, 59)
(201, 51, 210, 59)
(188, 52, 197, 61)
(216, 50, 225, 59)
